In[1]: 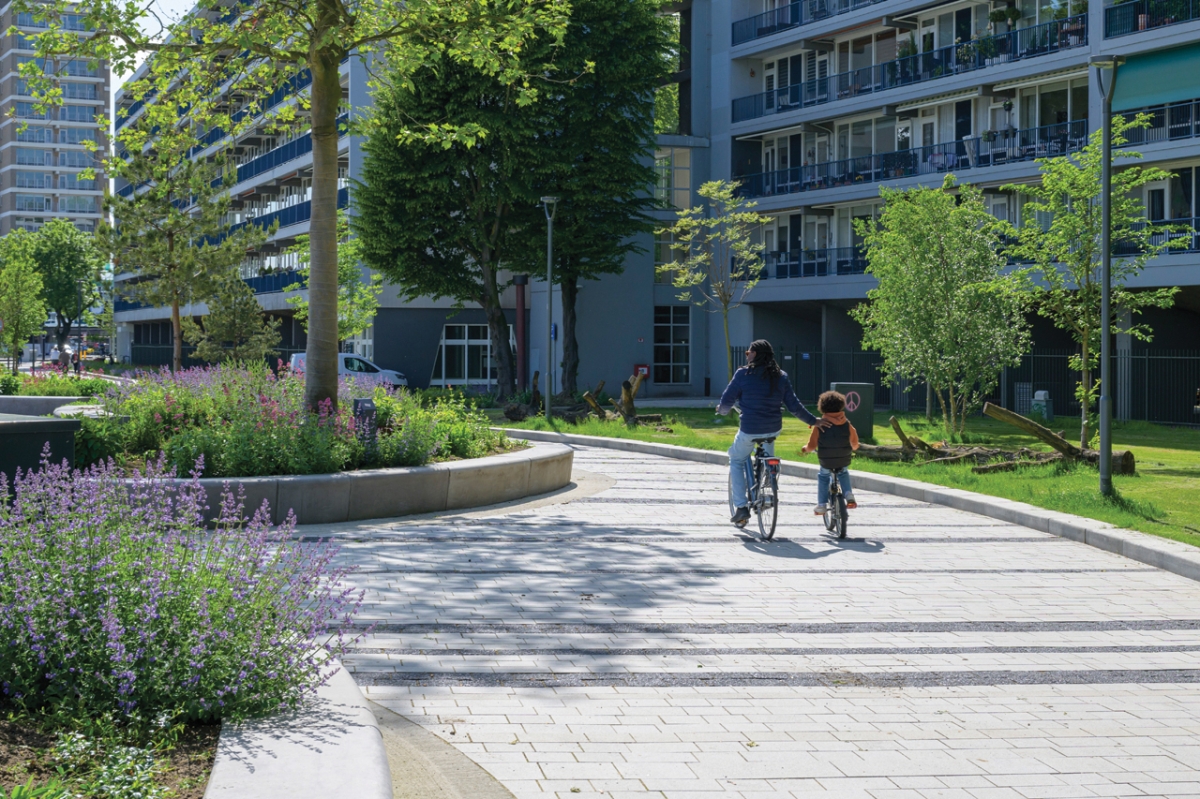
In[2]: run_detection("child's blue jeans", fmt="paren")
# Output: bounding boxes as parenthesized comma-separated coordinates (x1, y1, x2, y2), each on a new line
(817, 466, 854, 506)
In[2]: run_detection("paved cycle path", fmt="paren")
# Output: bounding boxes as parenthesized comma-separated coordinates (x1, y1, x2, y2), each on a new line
(332, 445, 1200, 798)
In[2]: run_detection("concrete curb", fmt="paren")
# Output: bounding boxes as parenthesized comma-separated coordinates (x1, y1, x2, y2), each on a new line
(0, 395, 86, 416)
(204, 664, 390, 799)
(501, 429, 1200, 584)
(171, 442, 574, 525)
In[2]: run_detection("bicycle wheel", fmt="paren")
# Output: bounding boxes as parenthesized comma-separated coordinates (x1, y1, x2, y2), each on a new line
(835, 494, 848, 539)
(757, 470, 778, 541)
(823, 486, 837, 532)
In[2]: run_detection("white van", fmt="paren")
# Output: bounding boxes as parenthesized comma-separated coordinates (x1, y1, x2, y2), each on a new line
(289, 352, 408, 387)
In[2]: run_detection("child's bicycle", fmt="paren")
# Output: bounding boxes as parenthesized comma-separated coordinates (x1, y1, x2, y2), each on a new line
(729, 436, 781, 541)
(823, 466, 849, 539)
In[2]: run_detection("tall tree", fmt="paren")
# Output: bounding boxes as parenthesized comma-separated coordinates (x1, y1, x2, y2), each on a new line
(21, 0, 568, 410)
(657, 180, 770, 383)
(183, 274, 282, 365)
(285, 211, 382, 344)
(0, 233, 47, 376)
(353, 59, 547, 398)
(101, 152, 267, 372)
(1002, 114, 1189, 447)
(851, 177, 1031, 434)
(508, 0, 674, 395)
(29, 218, 104, 353)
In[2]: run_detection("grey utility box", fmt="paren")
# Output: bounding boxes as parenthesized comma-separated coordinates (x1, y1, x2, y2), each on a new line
(0, 413, 81, 479)
(829, 382, 875, 442)
(1031, 390, 1054, 422)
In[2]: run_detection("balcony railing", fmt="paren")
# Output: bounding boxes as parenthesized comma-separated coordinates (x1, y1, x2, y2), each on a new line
(732, 0, 890, 47)
(1119, 97, 1200, 145)
(227, 186, 349, 237)
(731, 15, 1086, 123)
(1105, 0, 1200, 37)
(763, 247, 867, 278)
(1115, 216, 1200, 255)
(736, 119, 1087, 200)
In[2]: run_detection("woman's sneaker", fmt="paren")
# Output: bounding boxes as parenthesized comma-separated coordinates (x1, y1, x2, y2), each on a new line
(731, 507, 751, 527)
(845, 495, 857, 510)
(813, 504, 827, 515)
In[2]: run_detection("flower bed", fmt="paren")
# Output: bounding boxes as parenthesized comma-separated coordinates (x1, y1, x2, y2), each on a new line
(78, 364, 511, 477)
(0, 455, 363, 797)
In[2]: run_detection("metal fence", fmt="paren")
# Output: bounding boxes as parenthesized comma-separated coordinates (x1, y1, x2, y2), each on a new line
(731, 347, 1200, 426)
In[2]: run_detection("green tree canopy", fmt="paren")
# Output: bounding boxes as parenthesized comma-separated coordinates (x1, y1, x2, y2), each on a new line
(0, 232, 47, 375)
(101, 152, 268, 372)
(1001, 114, 1189, 447)
(20, 0, 569, 409)
(29, 218, 104, 352)
(285, 211, 382, 344)
(657, 180, 769, 383)
(183, 275, 282, 365)
(851, 176, 1031, 434)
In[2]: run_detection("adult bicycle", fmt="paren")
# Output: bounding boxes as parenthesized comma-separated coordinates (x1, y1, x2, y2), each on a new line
(823, 466, 849, 539)
(729, 436, 781, 541)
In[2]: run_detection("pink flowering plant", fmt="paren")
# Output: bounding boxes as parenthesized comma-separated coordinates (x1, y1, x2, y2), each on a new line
(0, 454, 364, 724)
(81, 364, 505, 477)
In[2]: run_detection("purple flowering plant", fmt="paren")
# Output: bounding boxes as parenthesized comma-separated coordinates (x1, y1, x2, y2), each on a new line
(0, 453, 364, 724)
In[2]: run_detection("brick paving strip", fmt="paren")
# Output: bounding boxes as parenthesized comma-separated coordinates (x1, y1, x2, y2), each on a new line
(329, 446, 1200, 799)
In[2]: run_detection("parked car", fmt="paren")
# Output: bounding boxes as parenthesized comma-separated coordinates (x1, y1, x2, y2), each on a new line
(289, 352, 408, 387)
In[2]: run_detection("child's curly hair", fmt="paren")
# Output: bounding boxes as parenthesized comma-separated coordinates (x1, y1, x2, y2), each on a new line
(818, 390, 846, 414)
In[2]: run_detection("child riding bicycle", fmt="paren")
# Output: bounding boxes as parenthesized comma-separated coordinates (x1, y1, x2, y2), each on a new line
(800, 391, 860, 515)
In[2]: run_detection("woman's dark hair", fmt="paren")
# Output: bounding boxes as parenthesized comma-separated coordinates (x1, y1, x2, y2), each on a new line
(818, 390, 846, 414)
(748, 339, 783, 392)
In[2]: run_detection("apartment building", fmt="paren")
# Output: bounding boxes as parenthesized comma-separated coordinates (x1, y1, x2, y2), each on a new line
(0, 1, 106, 236)
(112, 57, 522, 383)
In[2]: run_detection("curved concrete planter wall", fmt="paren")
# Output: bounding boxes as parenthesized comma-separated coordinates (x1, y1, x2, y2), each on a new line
(182, 442, 574, 525)
(0, 395, 85, 416)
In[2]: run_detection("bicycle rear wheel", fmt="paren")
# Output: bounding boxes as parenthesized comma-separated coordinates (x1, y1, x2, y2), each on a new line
(757, 470, 778, 541)
(835, 494, 848, 539)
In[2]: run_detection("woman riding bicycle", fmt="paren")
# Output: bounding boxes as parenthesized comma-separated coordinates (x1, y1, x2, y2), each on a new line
(716, 339, 827, 527)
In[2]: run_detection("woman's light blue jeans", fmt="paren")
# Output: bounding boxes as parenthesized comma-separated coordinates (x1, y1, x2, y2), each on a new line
(728, 428, 780, 513)
(817, 466, 854, 506)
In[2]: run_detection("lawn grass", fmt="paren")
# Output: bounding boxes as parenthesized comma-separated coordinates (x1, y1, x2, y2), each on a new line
(494, 408, 1200, 548)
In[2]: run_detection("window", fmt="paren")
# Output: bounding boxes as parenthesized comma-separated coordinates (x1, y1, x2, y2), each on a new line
(63, 14, 90, 31)
(58, 150, 93, 168)
(654, 147, 691, 209)
(14, 218, 43, 232)
(13, 33, 37, 49)
(654, 230, 682, 285)
(61, 105, 95, 122)
(653, 305, 690, 384)
(59, 174, 95, 190)
(59, 128, 96, 145)
(343, 356, 378, 374)
(59, 60, 97, 77)
(15, 194, 50, 212)
(14, 102, 46, 119)
(16, 12, 47, 27)
(429, 323, 515, 387)
(62, 82, 97, 100)
(59, 196, 96, 213)
(17, 56, 48, 72)
(16, 148, 50, 166)
(16, 171, 50, 189)
(16, 126, 50, 143)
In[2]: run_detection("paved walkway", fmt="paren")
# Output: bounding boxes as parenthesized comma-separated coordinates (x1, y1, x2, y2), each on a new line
(331, 445, 1200, 799)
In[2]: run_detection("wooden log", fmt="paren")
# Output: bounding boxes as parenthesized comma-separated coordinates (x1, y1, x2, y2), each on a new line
(592, 380, 605, 398)
(854, 443, 915, 462)
(634, 414, 662, 424)
(609, 397, 634, 424)
(1078, 448, 1137, 475)
(972, 457, 1060, 474)
(906, 435, 938, 456)
(582, 391, 606, 418)
(629, 373, 644, 400)
(915, 452, 977, 466)
(619, 379, 637, 422)
(982, 402, 1082, 458)
(889, 416, 915, 450)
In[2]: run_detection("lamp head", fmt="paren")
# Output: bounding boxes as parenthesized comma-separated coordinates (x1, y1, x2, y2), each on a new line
(1090, 55, 1125, 102)
(540, 196, 560, 206)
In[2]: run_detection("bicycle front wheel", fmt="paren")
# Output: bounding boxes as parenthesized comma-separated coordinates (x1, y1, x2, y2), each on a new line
(757, 470, 778, 541)
(835, 494, 848, 539)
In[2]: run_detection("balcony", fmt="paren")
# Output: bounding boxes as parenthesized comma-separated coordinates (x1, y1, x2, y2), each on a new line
(731, 15, 1087, 123)
(1115, 216, 1200, 254)
(1105, 0, 1200, 37)
(228, 186, 349, 236)
(732, 0, 891, 47)
(736, 119, 1088, 200)
(763, 246, 867, 278)
(1119, 97, 1200, 145)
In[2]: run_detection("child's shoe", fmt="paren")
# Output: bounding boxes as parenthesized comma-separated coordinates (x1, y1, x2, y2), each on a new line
(813, 504, 827, 515)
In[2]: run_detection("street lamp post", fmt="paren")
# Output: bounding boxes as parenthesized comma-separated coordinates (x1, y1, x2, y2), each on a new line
(1091, 54, 1124, 497)
(541, 196, 559, 420)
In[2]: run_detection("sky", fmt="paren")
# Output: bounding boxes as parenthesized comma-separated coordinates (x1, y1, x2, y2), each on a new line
(114, 0, 196, 86)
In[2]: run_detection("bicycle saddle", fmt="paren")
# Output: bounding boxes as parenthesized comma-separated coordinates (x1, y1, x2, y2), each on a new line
(752, 436, 777, 443)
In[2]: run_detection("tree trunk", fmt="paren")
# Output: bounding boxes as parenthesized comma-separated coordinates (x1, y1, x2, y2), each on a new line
(55, 317, 71, 352)
(936, 387, 950, 432)
(982, 402, 1083, 457)
(1079, 339, 1090, 449)
(483, 296, 515, 400)
(303, 44, 343, 411)
(560, 276, 580, 396)
(722, 308, 733, 384)
(171, 297, 182, 373)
